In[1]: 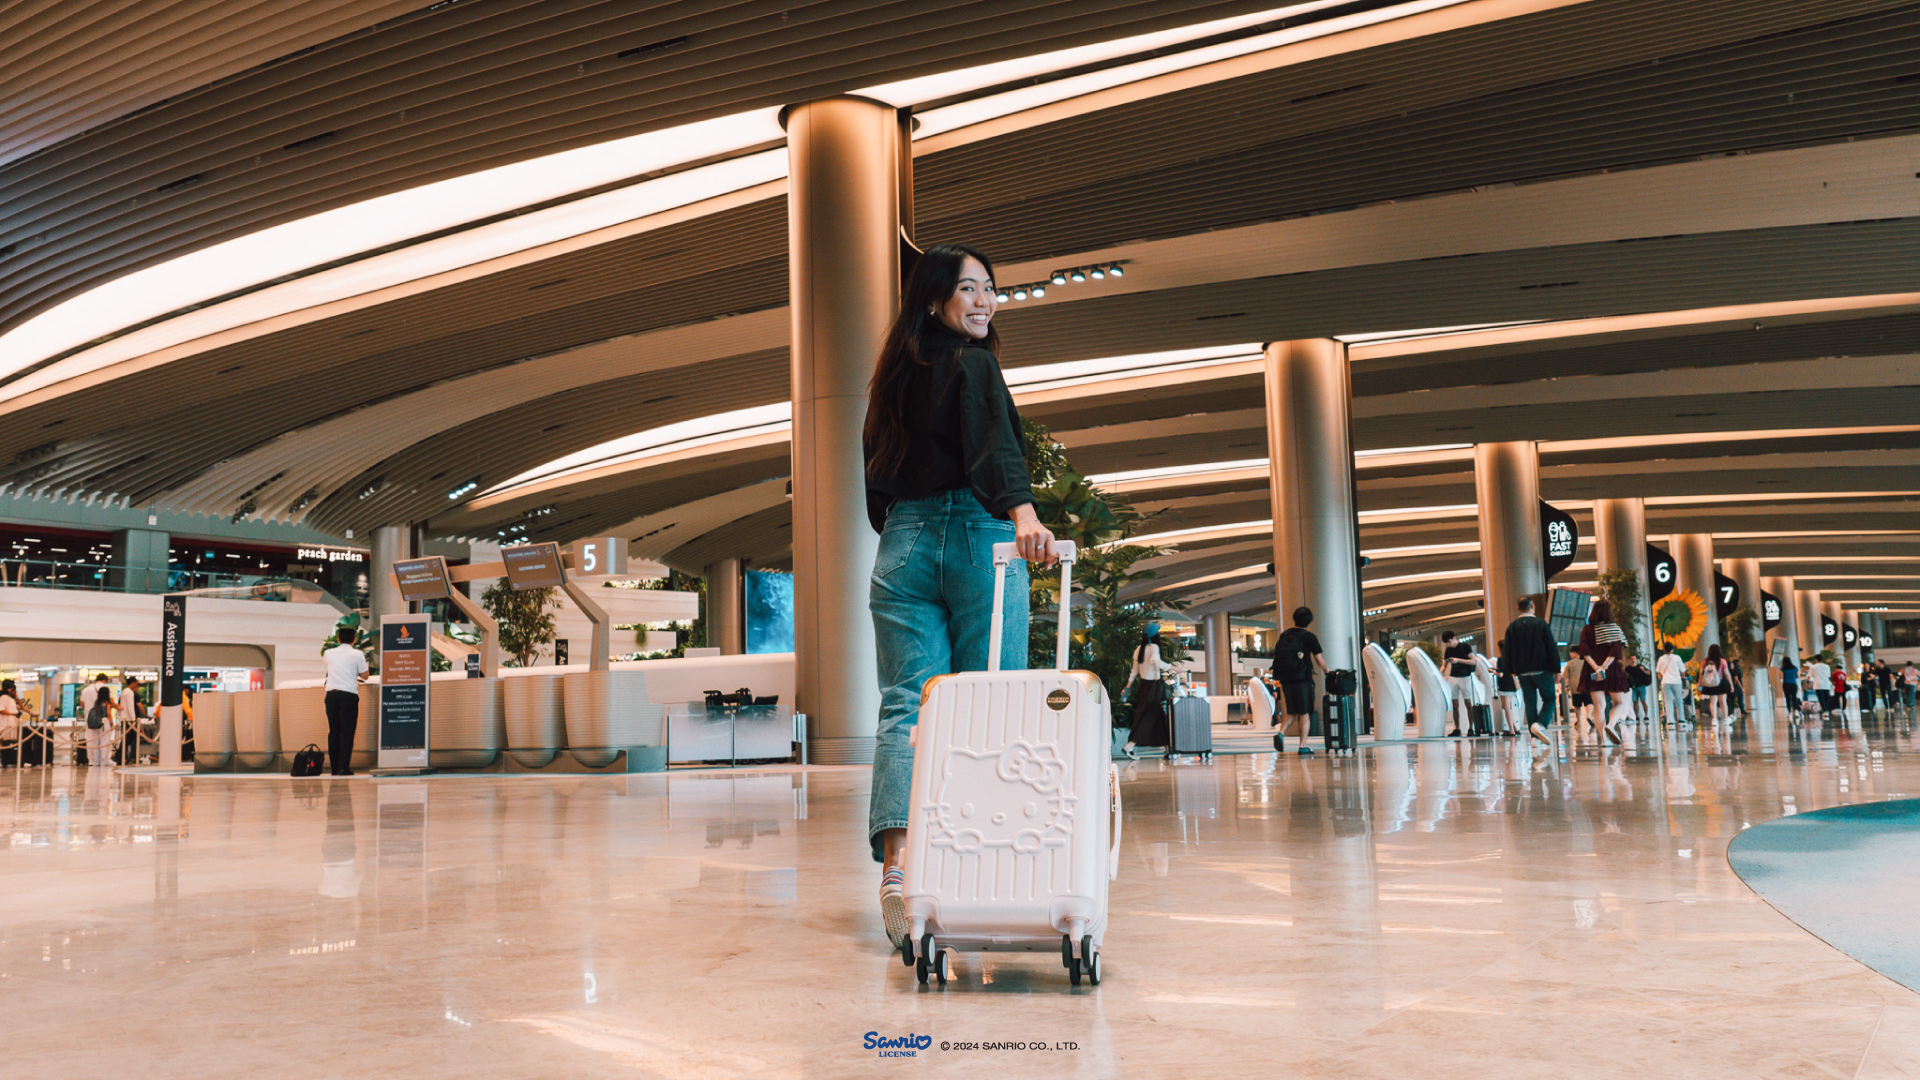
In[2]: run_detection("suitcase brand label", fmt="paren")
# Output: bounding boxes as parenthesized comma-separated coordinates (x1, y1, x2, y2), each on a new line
(1045, 688, 1072, 711)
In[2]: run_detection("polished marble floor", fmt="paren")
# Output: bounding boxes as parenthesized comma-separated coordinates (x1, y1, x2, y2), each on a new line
(7, 710, 1920, 1079)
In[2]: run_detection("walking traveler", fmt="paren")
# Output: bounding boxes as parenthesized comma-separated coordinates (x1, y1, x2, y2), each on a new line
(1441, 630, 1475, 737)
(862, 243, 1056, 949)
(1902, 661, 1919, 714)
(83, 674, 114, 767)
(1698, 645, 1733, 727)
(1625, 653, 1652, 722)
(116, 675, 143, 764)
(1876, 660, 1894, 713)
(1780, 653, 1801, 715)
(1809, 654, 1835, 715)
(1270, 607, 1328, 751)
(1578, 601, 1630, 746)
(1499, 597, 1561, 748)
(1656, 643, 1687, 728)
(323, 627, 369, 776)
(1123, 624, 1172, 756)
(1564, 646, 1589, 739)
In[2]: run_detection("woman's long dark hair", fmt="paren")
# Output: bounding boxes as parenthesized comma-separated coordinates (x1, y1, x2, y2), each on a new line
(1588, 599, 1613, 625)
(865, 243, 1000, 481)
(1134, 627, 1163, 664)
(1706, 643, 1724, 664)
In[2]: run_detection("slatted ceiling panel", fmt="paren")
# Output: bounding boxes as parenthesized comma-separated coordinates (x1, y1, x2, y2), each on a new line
(0, 0, 426, 168)
(1021, 377, 1263, 432)
(1545, 431, 1920, 469)
(62, 252, 788, 505)
(0, 0, 1299, 334)
(310, 347, 791, 533)
(996, 216, 1920, 383)
(0, 196, 788, 487)
(1354, 313, 1920, 396)
(665, 501, 797, 570)
(921, 5, 1920, 263)
(911, 0, 1902, 225)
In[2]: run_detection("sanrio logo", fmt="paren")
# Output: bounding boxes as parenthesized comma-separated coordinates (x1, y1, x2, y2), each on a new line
(926, 740, 1074, 857)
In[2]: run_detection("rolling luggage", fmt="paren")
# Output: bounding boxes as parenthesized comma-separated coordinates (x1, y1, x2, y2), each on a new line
(901, 540, 1120, 988)
(1322, 671, 1359, 755)
(1168, 696, 1213, 760)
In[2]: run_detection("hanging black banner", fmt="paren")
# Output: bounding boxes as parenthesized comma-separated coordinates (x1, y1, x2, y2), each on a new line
(1539, 500, 1578, 581)
(1760, 590, 1783, 631)
(1843, 623, 1859, 650)
(1712, 571, 1740, 618)
(160, 593, 187, 709)
(1646, 544, 1677, 602)
(1821, 614, 1839, 647)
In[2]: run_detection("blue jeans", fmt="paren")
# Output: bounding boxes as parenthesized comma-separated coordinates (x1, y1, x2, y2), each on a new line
(868, 491, 1028, 861)
(1517, 672, 1556, 729)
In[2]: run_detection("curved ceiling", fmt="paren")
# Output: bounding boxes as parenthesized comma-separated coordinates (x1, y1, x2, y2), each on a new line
(4, 0, 1919, 628)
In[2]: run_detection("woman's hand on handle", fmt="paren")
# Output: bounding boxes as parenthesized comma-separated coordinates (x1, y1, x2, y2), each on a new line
(1009, 503, 1057, 567)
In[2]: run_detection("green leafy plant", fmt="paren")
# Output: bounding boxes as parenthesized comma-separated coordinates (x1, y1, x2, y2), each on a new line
(1020, 419, 1188, 707)
(1597, 568, 1647, 664)
(480, 580, 560, 667)
(1390, 640, 1442, 677)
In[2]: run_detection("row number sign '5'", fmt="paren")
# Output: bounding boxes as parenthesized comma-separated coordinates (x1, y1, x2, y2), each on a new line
(572, 537, 627, 577)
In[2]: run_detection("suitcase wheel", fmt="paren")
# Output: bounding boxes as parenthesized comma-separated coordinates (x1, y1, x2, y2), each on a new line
(934, 949, 950, 984)
(1083, 934, 1100, 987)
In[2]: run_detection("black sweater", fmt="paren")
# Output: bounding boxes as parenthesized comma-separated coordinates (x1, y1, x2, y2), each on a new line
(864, 324, 1035, 533)
(1500, 614, 1562, 676)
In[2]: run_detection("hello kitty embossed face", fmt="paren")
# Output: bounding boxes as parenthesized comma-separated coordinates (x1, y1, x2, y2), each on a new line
(926, 741, 1075, 857)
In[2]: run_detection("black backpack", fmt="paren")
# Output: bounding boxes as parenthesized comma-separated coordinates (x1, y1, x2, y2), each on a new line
(290, 744, 325, 777)
(85, 688, 110, 730)
(1272, 629, 1312, 682)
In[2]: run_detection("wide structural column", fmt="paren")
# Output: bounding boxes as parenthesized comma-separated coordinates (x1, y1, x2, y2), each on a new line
(1762, 574, 1799, 677)
(368, 525, 411, 632)
(1796, 588, 1826, 660)
(1592, 499, 1653, 665)
(1203, 610, 1233, 695)
(706, 558, 746, 655)
(1263, 339, 1360, 676)
(1671, 533, 1721, 655)
(1473, 442, 1544, 651)
(1726, 557, 1770, 717)
(784, 96, 898, 765)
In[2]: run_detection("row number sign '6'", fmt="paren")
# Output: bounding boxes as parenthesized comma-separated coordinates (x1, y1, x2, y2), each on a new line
(1647, 544, 1677, 602)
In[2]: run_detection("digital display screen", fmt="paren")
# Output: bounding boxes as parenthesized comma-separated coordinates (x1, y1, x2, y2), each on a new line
(392, 556, 452, 602)
(501, 542, 566, 590)
(1547, 587, 1592, 646)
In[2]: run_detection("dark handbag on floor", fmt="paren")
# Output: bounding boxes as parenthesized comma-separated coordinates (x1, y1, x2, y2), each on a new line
(290, 744, 325, 777)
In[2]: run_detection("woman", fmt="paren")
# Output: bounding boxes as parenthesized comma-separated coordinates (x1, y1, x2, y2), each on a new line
(864, 243, 1057, 949)
(1698, 644, 1733, 727)
(1577, 601, 1630, 746)
(1122, 624, 1171, 757)
(1779, 652, 1801, 716)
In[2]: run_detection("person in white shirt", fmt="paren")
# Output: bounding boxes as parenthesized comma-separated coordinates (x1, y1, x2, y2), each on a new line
(1809, 656, 1835, 715)
(117, 675, 143, 764)
(0, 679, 20, 766)
(323, 627, 370, 775)
(1655, 643, 1686, 727)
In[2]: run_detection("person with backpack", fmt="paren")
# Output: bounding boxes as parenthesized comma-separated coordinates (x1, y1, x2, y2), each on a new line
(1270, 606, 1326, 755)
(1499, 597, 1561, 749)
(1698, 644, 1732, 727)
(83, 673, 115, 768)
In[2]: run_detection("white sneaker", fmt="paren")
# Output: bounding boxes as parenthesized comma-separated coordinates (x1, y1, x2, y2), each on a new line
(880, 875, 907, 949)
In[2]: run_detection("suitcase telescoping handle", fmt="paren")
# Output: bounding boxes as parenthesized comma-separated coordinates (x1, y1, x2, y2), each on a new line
(987, 540, 1077, 673)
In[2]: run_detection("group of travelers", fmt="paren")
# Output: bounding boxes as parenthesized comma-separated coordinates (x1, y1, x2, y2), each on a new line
(1779, 652, 1918, 719)
(0, 673, 182, 769)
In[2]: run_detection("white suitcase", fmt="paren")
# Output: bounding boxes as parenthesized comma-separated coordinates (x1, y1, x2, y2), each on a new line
(901, 539, 1121, 986)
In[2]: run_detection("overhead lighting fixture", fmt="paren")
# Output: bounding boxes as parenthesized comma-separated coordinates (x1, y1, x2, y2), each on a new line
(1108, 263, 1125, 277)
(447, 479, 480, 501)
(1011, 287, 1029, 300)
(1030, 284, 1046, 298)
(1090, 267, 1106, 280)
(995, 290, 1011, 302)
(1070, 270, 1087, 282)
(1051, 272, 1068, 285)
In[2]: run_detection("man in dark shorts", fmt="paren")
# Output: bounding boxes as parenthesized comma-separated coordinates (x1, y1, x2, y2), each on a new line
(1270, 606, 1327, 755)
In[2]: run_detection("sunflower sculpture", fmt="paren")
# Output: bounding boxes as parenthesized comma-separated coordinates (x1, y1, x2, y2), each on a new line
(1652, 589, 1709, 651)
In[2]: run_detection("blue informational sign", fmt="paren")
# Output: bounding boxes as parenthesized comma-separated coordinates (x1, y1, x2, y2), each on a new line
(378, 615, 432, 768)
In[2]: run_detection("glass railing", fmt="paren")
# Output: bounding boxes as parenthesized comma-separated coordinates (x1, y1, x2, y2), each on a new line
(0, 559, 356, 610)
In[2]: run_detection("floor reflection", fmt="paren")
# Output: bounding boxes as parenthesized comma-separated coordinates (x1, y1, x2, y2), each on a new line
(0, 713, 1918, 1076)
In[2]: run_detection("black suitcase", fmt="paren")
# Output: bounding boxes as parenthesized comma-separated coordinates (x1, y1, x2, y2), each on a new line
(1469, 703, 1492, 737)
(1323, 693, 1358, 756)
(1169, 697, 1213, 759)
